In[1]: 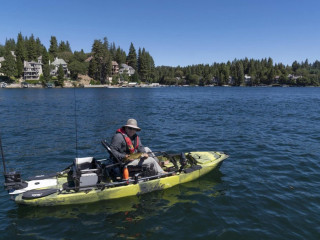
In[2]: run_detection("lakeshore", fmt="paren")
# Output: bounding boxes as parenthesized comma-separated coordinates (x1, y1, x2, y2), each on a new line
(1, 83, 317, 89)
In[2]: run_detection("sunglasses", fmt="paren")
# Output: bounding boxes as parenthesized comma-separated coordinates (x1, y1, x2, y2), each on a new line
(126, 127, 137, 131)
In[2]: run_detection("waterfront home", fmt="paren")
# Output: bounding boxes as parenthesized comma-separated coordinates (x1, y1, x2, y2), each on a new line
(288, 74, 301, 80)
(244, 74, 252, 85)
(0, 57, 4, 76)
(23, 60, 43, 80)
(119, 64, 135, 76)
(50, 57, 70, 77)
(112, 61, 119, 75)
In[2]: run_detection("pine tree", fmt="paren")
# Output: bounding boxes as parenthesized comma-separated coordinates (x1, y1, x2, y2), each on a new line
(43, 63, 51, 82)
(15, 32, 27, 77)
(49, 36, 58, 59)
(235, 61, 244, 86)
(65, 41, 72, 52)
(35, 37, 43, 58)
(88, 58, 98, 80)
(42, 48, 49, 65)
(1, 49, 17, 77)
(103, 37, 109, 50)
(89, 39, 112, 83)
(109, 42, 116, 60)
(114, 47, 126, 65)
(56, 64, 64, 86)
(0, 44, 5, 56)
(137, 48, 155, 82)
(4, 38, 16, 51)
(127, 42, 137, 70)
(27, 34, 37, 61)
(58, 41, 67, 52)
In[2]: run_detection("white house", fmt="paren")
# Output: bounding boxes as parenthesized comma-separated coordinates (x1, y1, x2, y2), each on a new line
(244, 74, 252, 85)
(50, 57, 70, 77)
(0, 57, 4, 76)
(119, 64, 135, 76)
(23, 60, 43, 80)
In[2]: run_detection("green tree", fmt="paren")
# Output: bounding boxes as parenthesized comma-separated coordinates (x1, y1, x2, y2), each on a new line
(112, 74, 119, 85)
(137, 48, 141, 75)
(187, 74, 200, 85)
(292, 61, 299, 73)
(35, 37, 44, 57)
(88, 39, 112, 83)
(1, 49, 17, 77)
(114, 47, 126, 65)
(138, 48, 155, 82)
(127, 42, 137, 70)
(130, 72, 139, 83)
(42, 48, 49, 65)
(56, 64, 64, 86)
(43, 63, 51, 82)
(235, 61, 244, 86)
(0, 44, 5, 56)
(174, 70, 184, 78)
(26, 34, 37, 61)
(15, 32, 27, 77)
(4, 38, 16, 52)
(69, 61, 88, 80)
(103, 37, 109, 50)
(58, 40, 72, 53)
(49, 36, 58, 59)
(74, 49, 87, 62)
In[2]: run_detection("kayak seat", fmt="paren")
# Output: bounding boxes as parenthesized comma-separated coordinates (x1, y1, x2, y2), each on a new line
(67, 157, 100, 189)
(74, 157, 94, 170)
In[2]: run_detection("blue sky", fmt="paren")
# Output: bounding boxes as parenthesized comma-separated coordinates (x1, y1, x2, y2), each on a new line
(0, 0, 319, 67)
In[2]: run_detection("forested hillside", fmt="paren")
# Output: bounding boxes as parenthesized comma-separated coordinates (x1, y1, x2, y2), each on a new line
(0, 33, 319, 86)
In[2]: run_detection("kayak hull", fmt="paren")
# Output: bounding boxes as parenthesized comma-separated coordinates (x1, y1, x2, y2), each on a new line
(14, 151, 228, 206)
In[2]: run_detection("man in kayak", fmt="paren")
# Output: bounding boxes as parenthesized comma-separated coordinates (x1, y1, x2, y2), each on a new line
(110, 118, 166, 175)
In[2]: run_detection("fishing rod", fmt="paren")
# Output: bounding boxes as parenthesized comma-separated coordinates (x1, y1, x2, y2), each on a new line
(73, 87, 79, 159)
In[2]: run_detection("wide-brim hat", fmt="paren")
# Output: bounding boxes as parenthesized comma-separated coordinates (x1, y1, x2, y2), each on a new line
(123, 119, 141, 131)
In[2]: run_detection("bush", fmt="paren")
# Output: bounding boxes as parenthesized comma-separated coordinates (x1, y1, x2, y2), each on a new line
(25, 80, 40, 84)
(89, 79, 100, 85)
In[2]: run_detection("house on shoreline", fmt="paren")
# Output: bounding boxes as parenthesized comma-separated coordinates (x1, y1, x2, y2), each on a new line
(22, 56, 70, 80)
(119, 63, 135, 76)
(49, 57, 70, 77)
(112, 61, 119, 75)
(23, 57, 43, 80)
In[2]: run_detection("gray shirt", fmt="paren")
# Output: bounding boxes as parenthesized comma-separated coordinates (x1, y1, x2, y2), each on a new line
(110, 133, 145, 161)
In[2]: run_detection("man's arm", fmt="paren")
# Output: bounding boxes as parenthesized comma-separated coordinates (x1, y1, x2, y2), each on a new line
(110, 133, 127, 161)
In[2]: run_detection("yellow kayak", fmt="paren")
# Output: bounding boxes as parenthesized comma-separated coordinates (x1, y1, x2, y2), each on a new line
(7, 151, 228, 206)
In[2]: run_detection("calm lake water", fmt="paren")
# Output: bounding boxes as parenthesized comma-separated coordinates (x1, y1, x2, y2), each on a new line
(0, 87, 319, 240)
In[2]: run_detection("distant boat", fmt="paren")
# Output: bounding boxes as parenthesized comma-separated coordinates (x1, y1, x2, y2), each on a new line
(46, 83, 54, 88)
(0, 82, 7, 88)
(21, 82, 29, 88)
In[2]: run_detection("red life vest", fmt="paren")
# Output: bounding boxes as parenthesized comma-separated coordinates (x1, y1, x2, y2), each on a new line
(116, 127, 140, 153)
